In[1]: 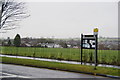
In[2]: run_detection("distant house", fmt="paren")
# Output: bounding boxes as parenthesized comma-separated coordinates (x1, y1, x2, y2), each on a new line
(37, 43, 62, 48)
(47, 43, 54, 48)
(67, 45, 71, 48)
(21, 43, 31, 47)
(54, 44, 62, 48)
(46, 43, 62, 48)
(25, 43, 31, 47)
(40, 43, 47, 48)
(73, 46, 79, 48)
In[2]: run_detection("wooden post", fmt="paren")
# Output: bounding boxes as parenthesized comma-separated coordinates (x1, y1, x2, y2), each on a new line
(81, 34, 83, 64)
(94, 34, 98, 70)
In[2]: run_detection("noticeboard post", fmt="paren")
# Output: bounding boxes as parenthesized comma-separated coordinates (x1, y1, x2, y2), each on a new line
(81, 28, 98, 69)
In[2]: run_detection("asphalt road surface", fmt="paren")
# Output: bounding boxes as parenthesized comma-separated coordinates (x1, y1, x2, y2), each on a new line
(0, 63, 117, 80)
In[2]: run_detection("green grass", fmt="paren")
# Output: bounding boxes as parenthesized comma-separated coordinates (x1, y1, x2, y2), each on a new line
(1, 46, 119, 65)
(1, 57, 120, 77)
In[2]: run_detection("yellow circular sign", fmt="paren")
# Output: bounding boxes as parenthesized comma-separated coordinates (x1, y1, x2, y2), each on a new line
(94, 28, 98, 32)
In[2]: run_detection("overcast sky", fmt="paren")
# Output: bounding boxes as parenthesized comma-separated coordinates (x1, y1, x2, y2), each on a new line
(1, 0, 119, 39)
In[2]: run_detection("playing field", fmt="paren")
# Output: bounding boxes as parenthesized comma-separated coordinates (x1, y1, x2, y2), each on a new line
(1, 47, 119, 65)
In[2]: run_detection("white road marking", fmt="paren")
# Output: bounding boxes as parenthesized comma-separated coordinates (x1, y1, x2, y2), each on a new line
(0, 72, 30, 78)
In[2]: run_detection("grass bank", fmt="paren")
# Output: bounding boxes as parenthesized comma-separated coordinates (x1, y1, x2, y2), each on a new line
(1, 57, 120, 77)
(1, 47, 119, 65)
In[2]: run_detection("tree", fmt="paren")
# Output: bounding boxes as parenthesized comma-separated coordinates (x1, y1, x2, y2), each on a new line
(39, 38, 47, 43)
(7, 37, 11, 46)
(7, 39, 11, 46)
(59, 42, 68, 48)
(0, 0, 29, 31)
(14, 34, 21, 47)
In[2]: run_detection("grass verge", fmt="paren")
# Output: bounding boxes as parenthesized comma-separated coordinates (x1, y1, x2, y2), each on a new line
(1, 57, 120, 77)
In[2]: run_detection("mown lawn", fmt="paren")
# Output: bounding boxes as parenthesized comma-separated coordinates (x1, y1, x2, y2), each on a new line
(1, 46, 119, 65)
(1, 57, 120, 77)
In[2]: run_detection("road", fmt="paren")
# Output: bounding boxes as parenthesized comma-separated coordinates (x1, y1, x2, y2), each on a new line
(0, 64, 117, 80)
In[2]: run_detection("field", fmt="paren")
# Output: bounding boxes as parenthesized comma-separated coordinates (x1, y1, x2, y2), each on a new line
(1, 47, 119, 65)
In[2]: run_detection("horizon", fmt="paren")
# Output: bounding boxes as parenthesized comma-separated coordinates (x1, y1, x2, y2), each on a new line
(1, 35, 119, 40)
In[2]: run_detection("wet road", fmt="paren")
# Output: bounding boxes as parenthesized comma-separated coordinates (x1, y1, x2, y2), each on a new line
(0, 64, 117, 80)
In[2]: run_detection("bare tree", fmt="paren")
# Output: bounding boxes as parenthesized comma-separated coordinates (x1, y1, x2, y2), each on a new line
(0, 0, 29, 31)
